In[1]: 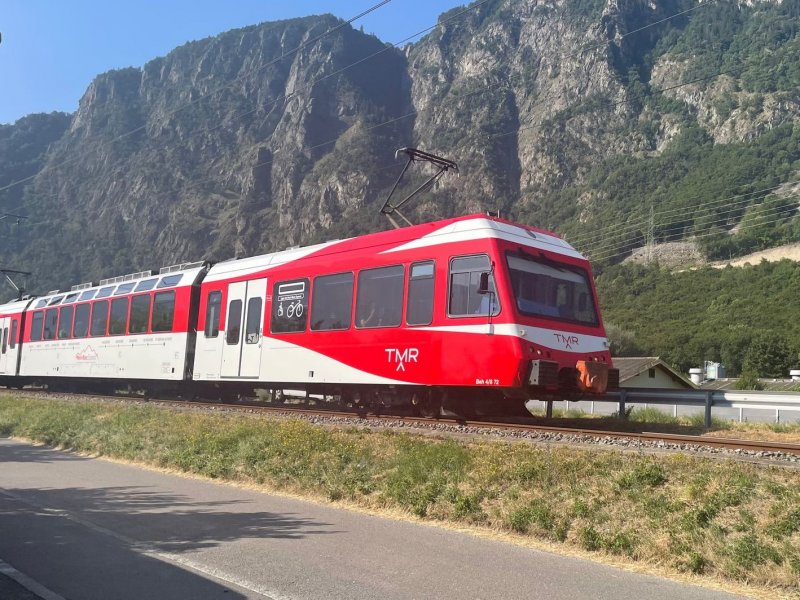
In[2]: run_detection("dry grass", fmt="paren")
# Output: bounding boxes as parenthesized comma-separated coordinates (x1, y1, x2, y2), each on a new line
(1, 393, 799, 596)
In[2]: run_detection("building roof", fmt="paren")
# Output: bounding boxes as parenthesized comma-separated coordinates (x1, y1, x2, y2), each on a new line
(699, 378, 800, 392)
(612, 356, 696, 388)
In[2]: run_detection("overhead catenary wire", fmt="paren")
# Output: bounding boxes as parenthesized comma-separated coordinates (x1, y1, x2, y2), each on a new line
(585, 194, 800, 263)
(0, 0, 497, 216)
(0, 0, 397, 199)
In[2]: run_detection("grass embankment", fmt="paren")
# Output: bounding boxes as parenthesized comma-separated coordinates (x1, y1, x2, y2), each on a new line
(1, 395, 799, 595)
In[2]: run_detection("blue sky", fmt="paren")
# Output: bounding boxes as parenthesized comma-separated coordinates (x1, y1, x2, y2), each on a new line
(0, 0, 466, 125)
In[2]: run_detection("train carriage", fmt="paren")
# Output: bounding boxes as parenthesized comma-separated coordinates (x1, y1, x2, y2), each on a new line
(16, 263, 208, 391)
(0, 298, 32, 387)
(193, 214, 616, 412)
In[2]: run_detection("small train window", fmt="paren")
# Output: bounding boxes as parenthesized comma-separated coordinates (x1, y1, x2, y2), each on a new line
(135, 278, 158, 292)
(30, 311, 43, 341)
(114, 283, 136, 296)
(95, 286, 115, 299)
(109, 298, 129, 335)
(48, 296, 64, 306)
(90, 301, 109, 337)
(151, 291, 176, 332)
(204, 291, 222, 338)
(356, 265, 404, 329)
(226, 300, 243, 345)
(129, 295, 151, 334)
(58, 306, 74, 339)
(271, 279, 309, 334)
(157, 275, 182, 289)
(448, 254, 499, 317)
(310, 273, 353, 331)
(245, 297, 262, 344)
(79, 290, 97, 301)
(35, 299, 48, 309)
(10, 320, 17, 349)
(407, 261, 435, 326)
(43, 308, 58, 340)
(62, 293, 80, 304)
(73, 304, 90, 338)
(1, 328, 6, 354)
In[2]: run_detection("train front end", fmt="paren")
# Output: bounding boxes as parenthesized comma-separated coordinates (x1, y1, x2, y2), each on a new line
(485, 222, 618, 400)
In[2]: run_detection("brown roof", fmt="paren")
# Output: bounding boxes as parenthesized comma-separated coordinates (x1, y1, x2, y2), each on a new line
(612, 356, 696, 388)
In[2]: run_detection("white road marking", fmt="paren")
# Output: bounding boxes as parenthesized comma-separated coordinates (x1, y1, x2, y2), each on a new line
(0, 488, 290, 600)
(0, 557, 68, 600)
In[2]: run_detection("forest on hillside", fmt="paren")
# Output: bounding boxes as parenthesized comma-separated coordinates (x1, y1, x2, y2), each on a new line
(597, 259, 800, 378)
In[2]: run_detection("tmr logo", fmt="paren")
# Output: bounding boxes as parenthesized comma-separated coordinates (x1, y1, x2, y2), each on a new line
(385, 348, 419, 372)
(554, 333, 580, 350)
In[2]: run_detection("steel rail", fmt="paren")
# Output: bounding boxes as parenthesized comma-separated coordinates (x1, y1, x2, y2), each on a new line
(6, 389, 800, 458)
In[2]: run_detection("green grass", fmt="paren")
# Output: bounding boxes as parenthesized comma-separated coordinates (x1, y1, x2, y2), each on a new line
(1, 394, 799, 594)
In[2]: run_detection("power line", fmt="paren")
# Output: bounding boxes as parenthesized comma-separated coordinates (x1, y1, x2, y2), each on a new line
(0, 0, 397, 198)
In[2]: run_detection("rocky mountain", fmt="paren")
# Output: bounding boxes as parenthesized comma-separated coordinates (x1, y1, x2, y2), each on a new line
(1, 0, 798, 293)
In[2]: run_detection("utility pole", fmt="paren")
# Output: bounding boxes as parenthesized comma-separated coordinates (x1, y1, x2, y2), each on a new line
(644, 204, 655, 265)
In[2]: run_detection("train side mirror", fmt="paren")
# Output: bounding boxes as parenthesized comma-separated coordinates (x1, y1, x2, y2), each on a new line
(477, 272, 490, 294)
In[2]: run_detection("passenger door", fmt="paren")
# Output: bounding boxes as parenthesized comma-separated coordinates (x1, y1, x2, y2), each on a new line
(220, 278, 266, 378)
(0, 316, 8, 374)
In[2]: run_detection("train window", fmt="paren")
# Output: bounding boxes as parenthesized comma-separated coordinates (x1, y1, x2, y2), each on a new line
(135, 278, 158, 292)
(1, 328, 6, 354)
(310, 273, 353, 331)
(62, 293, 80, 304)
(356, 265, 404, 328)
(448, 254, 499, 317)
(226, 300, 243, 345)
(90, 301, 109, 337)
(73, 304, 90, 338)
(151, 291, 176, 332)
(48, 296, 64, 306)
(406, 261, 435, 326)
(114, 282, 136, 296)
(31, 312, 43, 341)
(271, 279, 309, 334)
(10, 320, 17, 349)
(35, 299, 48, 309)
(245, 297, 262, 344)
(109, 298, 129, 335)
(129, 295, 151, 334)
(157, 275, 182, 289)
(204, 291, 222, 338)
(78, 290, 97, 301)
(43, 308, 58, 340)
(58, 306, 74, 339)
(506, 253, 598, 326)
(95, 286, 115, 299)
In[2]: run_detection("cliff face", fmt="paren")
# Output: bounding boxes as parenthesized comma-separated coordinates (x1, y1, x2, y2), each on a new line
(1, 0, 798, 292)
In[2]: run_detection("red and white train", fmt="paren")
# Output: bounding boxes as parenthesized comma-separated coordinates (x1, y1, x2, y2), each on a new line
(0, 214, 618, 415)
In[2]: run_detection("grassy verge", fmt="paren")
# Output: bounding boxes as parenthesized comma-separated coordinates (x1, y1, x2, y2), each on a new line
(1, 394, 799, 595)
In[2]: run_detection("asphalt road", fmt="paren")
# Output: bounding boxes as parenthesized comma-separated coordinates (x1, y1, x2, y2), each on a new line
(0, 437, 748, 600)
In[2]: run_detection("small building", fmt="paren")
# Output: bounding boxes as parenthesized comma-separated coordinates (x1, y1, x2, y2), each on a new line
(612, 357, 696, 389)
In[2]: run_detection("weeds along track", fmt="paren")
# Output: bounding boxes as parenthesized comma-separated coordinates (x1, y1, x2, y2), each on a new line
(7, 388, 800, 466)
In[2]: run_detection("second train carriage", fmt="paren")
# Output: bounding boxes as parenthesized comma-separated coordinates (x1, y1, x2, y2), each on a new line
(0, 214, 617, 412)
(14, 263, 207, 391)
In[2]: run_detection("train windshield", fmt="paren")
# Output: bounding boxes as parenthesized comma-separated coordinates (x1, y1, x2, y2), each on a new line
(506, 253, 598, 326)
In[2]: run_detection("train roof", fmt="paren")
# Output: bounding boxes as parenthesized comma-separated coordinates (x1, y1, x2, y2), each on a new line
(203, 214, 584, 283)
(5, 263, 208, 311)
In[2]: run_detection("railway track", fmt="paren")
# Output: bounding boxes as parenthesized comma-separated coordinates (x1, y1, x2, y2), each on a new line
(7, 387, 800, 462)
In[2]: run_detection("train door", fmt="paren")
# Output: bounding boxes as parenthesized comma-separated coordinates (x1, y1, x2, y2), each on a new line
(220, 278, 266, 378)
(0, 316, 8, 374)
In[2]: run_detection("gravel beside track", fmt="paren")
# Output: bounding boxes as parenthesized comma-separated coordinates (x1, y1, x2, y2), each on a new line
(5, 389, 800, 467)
